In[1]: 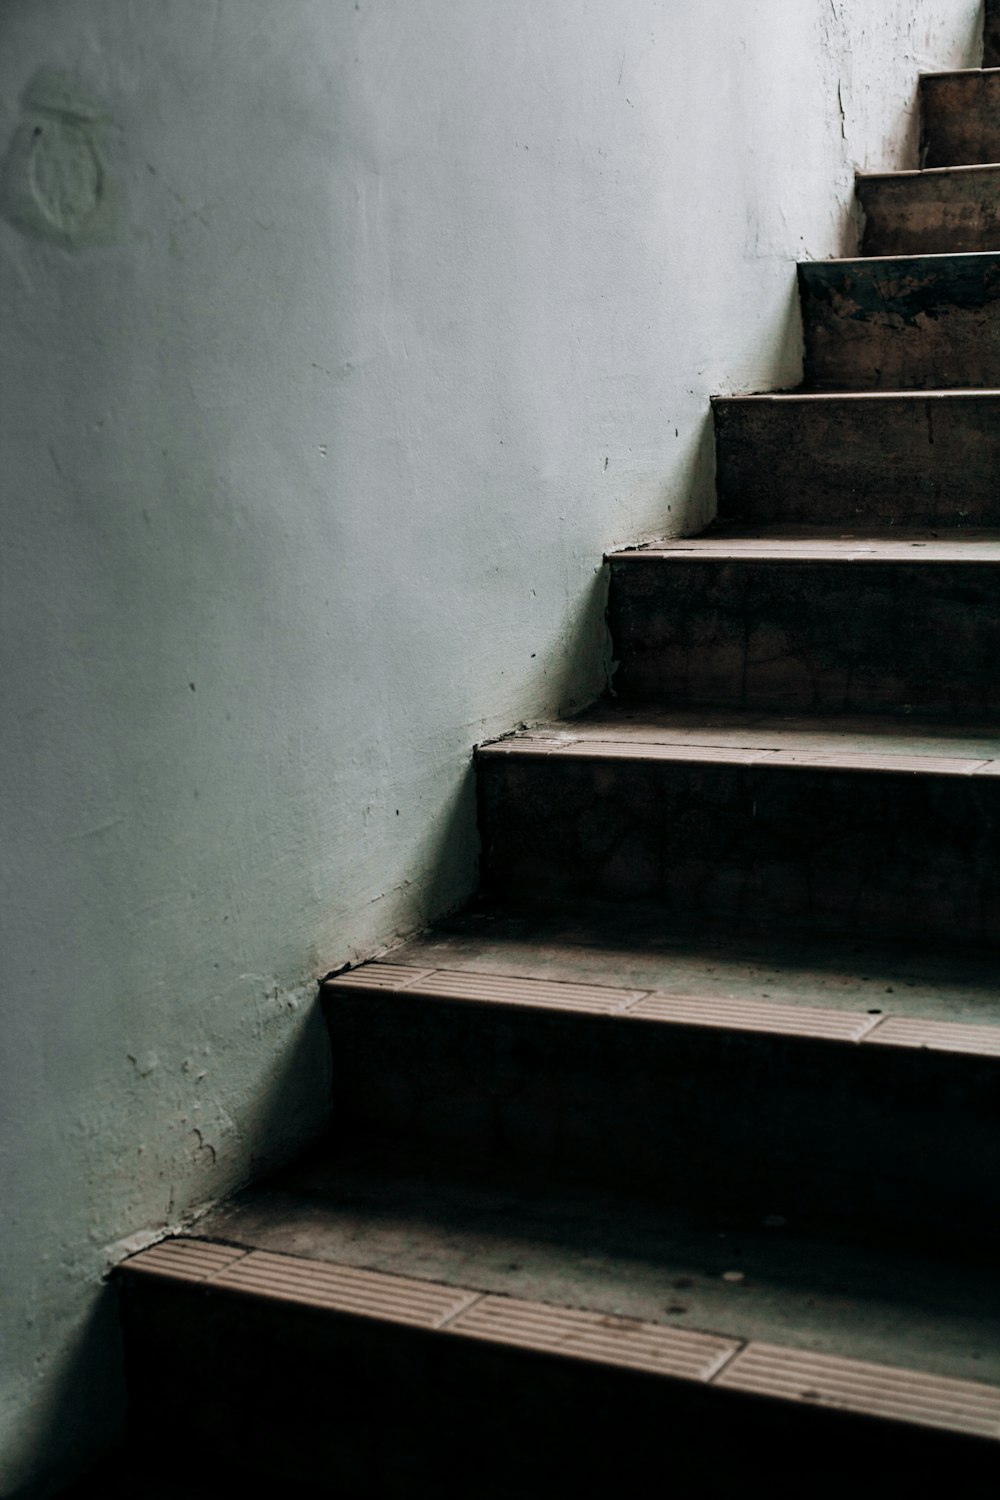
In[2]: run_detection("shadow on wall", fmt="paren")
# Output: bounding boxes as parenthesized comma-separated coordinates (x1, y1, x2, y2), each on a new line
(645, 408, 718, 541)
(238, 988, 334, 1184)
(551, 564, 615, 715)
(362, 563, 617, 946)
(401, 761, 481, 942)
(9, 1003, 332, 1500)
(7, 1288, 125, 1500)
(776, 273, 808, 393)
(13, 570, 618, 1500)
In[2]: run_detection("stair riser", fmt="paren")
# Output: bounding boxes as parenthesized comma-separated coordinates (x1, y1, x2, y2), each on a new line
(921, 72, 1000, 167)
(714, 395, 1000, 526)
(328, 987, 1000, 1244)
(987, 1, 1000, 69)
(608, 559, 1000, 715)
(121, 1275, 1000, 1493)
(478, 753, 1000, 942)
(799, 255, 1000, 389)
(858, 169, 1000, 255)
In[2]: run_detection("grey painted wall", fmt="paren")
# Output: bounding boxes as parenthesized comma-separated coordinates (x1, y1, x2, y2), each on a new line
(0, 1, 982, 1492)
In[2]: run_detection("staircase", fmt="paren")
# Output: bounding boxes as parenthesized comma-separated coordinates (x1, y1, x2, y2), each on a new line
(114, 21, 1000, 1499)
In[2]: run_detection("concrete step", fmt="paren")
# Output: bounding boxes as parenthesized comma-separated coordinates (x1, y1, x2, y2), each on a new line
(799, 253, 1000, 390)
(921, 69, 1000, 168)
(857, 163, 1000, 255)
(117, 1149, 1000, 1495)
(321, 913, 1000, 1239)
(607, 533, 1000, 715)
(475, 709, 1000, 943)
(713, 392, 1000, 526)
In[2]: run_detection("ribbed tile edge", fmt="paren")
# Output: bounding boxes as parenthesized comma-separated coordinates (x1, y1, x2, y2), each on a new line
(121, 1239, 248, 1282)
(446, 1295, 738, 1380)
(123, 1244, 1000, 1439)
(716, 1341, 1000, 1438)
(328, 963, 436, 990)
(327, 966, 646, 1014)
(125, 1242, 476, 1329)
(213, 1251, 477, 1327)
(863, 1017, 1000, 1057)
(327, 964, 1000, 1054)
(629, 993, 877, 1043)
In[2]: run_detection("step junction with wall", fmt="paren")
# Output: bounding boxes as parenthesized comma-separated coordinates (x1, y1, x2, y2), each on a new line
(104, 10, 1000, 1497)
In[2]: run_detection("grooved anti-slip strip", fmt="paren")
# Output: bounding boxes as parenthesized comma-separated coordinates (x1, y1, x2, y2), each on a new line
(715, 1342, 1000, 1438)
(123, 1241, 1000, 1439)
(328, 966, 648, 1014)
(446, 1295, 739, 1381)
(861, 1016, 1000, 1056)
(627, 992, 878, 1043)
(327, 963, 1000, 1056)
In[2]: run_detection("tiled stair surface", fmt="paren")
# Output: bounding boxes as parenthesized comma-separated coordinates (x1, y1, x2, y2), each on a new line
(112, 9, 1000, 1498)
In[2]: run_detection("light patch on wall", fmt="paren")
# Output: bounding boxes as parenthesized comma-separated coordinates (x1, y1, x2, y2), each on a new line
(0, 69, 121, 247)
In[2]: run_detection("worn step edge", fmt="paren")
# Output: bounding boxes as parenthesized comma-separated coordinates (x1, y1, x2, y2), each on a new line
(608, 539, 1000, 563)
(806, 250, 1000, 265)
(323, 965, 1000, 1055)
(712, 389, 1000, 402)
(857, 162, 1000, 185)
(120, 1238, 1000, 1441)
(918, 67, 1000, 81)
(477, 737, 1000, 781)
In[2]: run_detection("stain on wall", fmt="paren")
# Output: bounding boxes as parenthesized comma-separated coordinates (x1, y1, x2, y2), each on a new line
(1, 70, 120, 246)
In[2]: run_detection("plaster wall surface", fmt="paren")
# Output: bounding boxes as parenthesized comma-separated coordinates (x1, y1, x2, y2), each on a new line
(0, 1, 982, 1492)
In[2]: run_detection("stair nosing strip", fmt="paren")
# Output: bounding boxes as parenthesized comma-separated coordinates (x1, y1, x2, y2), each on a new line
(327, 966, 999, 1058)
(478, 740, 1000, 776)
(124, 1245, 1000, 1436)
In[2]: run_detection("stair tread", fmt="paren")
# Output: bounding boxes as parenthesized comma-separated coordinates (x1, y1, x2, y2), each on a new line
(329, 955, 1000, 1045)
(813, 250, 1000, 266)
(919, 67, 1000, 80)
(479, 705, 1000, 775)
(858, 161, 1000, 182)
(162, 1148, 1000, 1402)
(355, 899, 1000, 1028)
(715, 388, 1000, 399)
(610, 528, 1000, 562)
